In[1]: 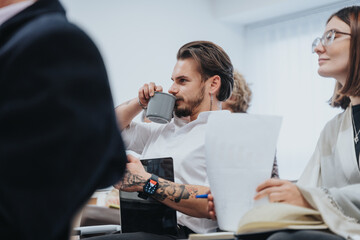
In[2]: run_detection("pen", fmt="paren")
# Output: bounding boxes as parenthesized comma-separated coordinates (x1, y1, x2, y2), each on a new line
(195, 194, 208, 199)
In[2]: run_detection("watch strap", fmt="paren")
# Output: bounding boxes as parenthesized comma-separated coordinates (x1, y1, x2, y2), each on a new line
(137, 191, 148, 200)
(149, 174, 159, 183)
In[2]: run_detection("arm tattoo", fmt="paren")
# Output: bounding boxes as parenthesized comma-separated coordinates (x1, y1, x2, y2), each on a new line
(152, 178, 199, 203)
(121, 169, 147, 189)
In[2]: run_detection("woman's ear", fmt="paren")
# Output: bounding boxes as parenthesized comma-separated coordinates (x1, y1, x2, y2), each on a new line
(208, 75, 221, 95)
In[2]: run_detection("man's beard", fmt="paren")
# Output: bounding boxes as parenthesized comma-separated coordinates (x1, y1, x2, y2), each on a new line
(174, 86, 205, 118)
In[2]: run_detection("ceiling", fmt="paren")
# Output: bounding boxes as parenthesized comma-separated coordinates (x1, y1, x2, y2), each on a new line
(209, 0, 356, 26)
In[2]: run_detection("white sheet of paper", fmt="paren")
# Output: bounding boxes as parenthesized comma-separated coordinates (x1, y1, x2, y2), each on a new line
(205, 112, 282, 232)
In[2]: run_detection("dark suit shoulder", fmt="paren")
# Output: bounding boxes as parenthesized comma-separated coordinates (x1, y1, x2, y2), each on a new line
(1, 11, 103, 79)
(17, 12, 95, 48)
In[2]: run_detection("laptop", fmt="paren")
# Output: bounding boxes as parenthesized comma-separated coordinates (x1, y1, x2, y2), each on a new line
(119, 157, 177, 235)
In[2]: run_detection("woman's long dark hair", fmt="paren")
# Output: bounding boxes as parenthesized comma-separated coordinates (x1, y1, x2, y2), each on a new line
(329, 6, 360, 109)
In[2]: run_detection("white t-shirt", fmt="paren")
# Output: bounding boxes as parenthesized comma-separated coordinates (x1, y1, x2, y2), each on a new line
(122, 111, 229, 233)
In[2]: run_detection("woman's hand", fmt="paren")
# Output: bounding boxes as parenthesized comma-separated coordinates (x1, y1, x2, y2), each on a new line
(207, 192, 217, 220)
(254, 178, 312, 208)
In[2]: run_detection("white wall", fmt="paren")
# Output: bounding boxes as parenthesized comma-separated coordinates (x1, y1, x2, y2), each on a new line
(59, 0, 357, 180)
(59, 0, 244, 108)
(210, 0, 345, 25)
(242, 4, 359, 179)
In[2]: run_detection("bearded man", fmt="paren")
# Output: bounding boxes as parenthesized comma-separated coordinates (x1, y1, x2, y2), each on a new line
(109, 41, 234, 240)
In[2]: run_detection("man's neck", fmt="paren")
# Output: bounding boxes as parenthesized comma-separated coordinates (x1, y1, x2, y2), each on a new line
(0, 0, 30, 8)
(189, 100, 221, 122)
(189, 112, 200, 122)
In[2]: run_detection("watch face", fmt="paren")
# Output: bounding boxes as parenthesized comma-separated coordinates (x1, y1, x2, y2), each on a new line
(144, 179, 158, 195)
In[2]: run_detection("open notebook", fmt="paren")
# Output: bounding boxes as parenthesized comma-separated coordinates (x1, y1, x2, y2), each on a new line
(189, 203, 327, 239)
(119, 157, 177, 235)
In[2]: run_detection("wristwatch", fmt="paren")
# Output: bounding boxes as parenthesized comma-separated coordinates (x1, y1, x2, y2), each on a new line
(137, 174, 159, 200)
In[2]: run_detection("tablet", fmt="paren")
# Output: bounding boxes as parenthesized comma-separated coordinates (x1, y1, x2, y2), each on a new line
(119, 157, 177, 235)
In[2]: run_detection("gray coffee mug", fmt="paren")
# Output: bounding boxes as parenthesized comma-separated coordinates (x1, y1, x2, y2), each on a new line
(146, 92, 176, 124)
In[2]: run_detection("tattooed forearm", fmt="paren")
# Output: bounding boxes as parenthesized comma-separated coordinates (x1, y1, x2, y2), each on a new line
(152, 178, 199, 203)
(120, 169, 147, 190)
(174, 185, 188, 203)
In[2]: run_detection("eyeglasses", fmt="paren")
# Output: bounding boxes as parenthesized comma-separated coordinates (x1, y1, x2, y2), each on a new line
(312, 29, 351, 53)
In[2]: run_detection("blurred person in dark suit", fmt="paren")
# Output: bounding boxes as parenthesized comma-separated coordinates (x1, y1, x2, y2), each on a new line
(0, 0, 127, 239)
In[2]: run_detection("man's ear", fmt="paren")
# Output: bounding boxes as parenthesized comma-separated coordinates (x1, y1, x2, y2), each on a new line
(208, 75, 221, 95)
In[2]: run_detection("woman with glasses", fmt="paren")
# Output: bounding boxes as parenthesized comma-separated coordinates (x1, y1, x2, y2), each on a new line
(208, 6, 360, 240)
